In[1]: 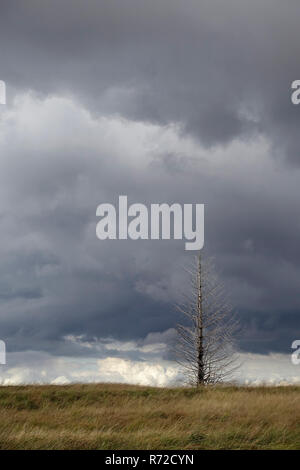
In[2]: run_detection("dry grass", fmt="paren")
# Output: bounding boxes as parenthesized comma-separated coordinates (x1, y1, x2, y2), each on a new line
(0, 383, 299, 449)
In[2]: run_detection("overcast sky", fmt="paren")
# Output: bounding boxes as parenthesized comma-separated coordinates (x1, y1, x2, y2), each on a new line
(0, 0, 299, 384)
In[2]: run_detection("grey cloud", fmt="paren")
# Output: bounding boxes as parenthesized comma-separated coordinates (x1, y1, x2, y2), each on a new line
(0, 95, 299, 357)
(0, 347, 299, 386)
(0, 1, 299, 366)
(1, 0, 300, 154)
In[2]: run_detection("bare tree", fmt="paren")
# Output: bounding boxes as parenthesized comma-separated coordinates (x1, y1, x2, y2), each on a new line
(175, 253, 239, 386)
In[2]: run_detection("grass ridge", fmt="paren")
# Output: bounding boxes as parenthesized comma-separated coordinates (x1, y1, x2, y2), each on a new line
(0, 383, 299, 450)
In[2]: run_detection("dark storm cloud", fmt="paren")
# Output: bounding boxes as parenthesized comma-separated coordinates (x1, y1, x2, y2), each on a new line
(1, 0, 300, 151)
(0, 0, 299, 358)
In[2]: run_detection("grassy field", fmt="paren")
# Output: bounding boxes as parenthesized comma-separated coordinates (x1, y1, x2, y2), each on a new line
(0, 383, 299, 450)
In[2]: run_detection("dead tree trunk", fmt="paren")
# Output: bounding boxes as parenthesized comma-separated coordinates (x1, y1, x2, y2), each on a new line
(196, 254, 204, 385)
(175, 253, 239, 386)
